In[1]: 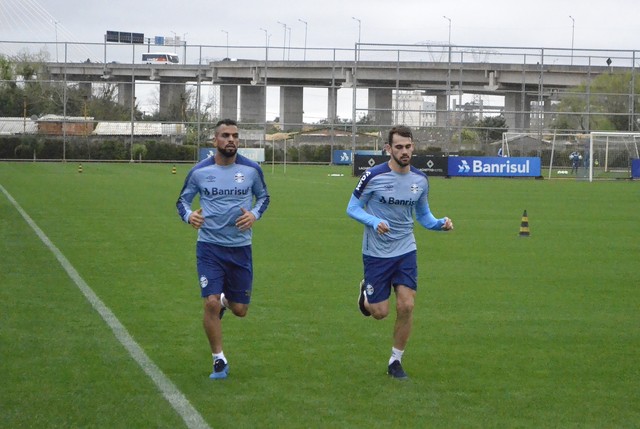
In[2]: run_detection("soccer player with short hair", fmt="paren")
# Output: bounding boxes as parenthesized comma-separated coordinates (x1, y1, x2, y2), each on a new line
(346, 125, 453, 379)
(176, 119, 270, 379)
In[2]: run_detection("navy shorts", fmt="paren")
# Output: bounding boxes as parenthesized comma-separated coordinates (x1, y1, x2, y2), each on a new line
(362, 250, 417, 304)
(196, 241, 253, 304)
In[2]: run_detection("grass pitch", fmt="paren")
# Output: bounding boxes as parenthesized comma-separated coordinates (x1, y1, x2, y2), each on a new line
(1, 162, 639, 428)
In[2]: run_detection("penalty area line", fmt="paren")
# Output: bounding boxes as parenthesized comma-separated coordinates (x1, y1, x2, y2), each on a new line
(0, 185, 211, 429)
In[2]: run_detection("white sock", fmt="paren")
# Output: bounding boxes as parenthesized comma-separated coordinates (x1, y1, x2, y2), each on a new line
(220, 293, 228, 308)
(389, 347, 404, 365)
(213, 352, 226, 364)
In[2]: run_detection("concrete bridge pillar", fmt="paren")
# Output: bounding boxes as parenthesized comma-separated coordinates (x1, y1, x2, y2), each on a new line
(240, 85, 266, 126)
(117, 83, 133, 108)
(279, 86, 303, 131)
(368, 88, 393, 125)
(220, 85, 238, 120)
(543, 98, 553, 129)
(505, 92, 533, 132)
(159, 81, 187, 121)
(436, 94, 448, 127)
(78, 82, 92, 99)
(327, 87, 338, 123)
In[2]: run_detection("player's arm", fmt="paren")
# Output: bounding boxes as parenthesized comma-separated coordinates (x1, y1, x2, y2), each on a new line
(415, 195, 453, 231)
(249, 171, 270, 221)
(176, 174, 198, 224)
(346, 194, 389, 234)
(236, 170, 270, 231)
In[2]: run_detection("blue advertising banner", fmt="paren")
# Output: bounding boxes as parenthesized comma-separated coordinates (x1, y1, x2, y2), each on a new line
(352, 154, 449, 176)
(198, 148, 265, 162)
(333, 150, 386, 165)
(632, 159, 640, 179)
(199, 148, 215, 160)
(332, 150, 352, 165)
(448, 157, 541, 177)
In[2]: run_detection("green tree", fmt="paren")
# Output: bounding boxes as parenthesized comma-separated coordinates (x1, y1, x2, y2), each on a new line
(552, 71, 640, 132)
(85, 83, 140, 121)
(0, 52, 139, 121)
(132, 143, 148, 161)
(453, 128, 480, 146)
(475, 115, 508, 143)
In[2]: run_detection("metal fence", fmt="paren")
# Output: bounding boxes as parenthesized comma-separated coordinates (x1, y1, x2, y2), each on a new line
(1, 39, 639, 158)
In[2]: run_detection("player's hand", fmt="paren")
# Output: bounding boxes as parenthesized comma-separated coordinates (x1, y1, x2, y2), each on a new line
(442, 217, 454, 231)
(235, 208, 256, 231)
(376, 221, 390, 235)
(189, 208, 204, 229)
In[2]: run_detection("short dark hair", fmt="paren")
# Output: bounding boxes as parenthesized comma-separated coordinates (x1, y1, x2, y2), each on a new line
(215, 118, 237, 130)
(387, 125, 413, 145)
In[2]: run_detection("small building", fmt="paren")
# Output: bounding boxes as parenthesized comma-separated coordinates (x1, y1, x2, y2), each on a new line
(93, 121, 186, 144)
(37, 114, 94, 136)
(0, 117, 38, 135)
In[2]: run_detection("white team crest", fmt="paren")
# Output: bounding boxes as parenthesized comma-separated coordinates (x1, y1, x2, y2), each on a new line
(199, 276, 208, 288)
(365, 283, 374, 296)
(234, 172, 245, 183)
(410, 183, 421, 193)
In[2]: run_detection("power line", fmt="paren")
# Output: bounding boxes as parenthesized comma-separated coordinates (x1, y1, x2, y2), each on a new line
(1, 0, 95, 61)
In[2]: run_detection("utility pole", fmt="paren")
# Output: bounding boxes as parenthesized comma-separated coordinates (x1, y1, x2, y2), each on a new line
(351, 16, 361, 61)
(277, 21, 288, 60)
(221, 30, 229, 58)
(298, 19, 308, 60)
(569, 15, 575, 65)
(443, 16, 452, 147)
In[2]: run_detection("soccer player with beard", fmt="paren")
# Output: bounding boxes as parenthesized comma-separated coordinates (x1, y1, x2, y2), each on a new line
(346, 125, 453, 379)
(176, 119, 270, 379)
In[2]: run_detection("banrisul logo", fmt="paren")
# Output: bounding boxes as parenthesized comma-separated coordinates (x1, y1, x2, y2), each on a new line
(458, 160, 471, 173)
(469, 159, 531, 174)
(450, 157, 540, 177)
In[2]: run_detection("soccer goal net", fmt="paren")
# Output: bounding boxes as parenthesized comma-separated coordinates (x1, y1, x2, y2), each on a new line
(501, 131, 640, 181)
(586, 132, 640, 181)
(501, 131, 576, 178)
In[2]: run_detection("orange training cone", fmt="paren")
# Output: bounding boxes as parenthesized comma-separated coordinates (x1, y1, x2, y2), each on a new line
(519, 210, 530, 237)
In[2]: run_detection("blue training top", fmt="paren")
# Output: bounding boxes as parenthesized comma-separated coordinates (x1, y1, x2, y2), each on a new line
(176, 154, 270, 247)
(347, 162, 445, 258)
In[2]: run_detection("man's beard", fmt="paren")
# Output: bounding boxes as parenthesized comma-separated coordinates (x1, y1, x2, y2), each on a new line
(391, 153, 410, 167)
(218, 145, 237, 158)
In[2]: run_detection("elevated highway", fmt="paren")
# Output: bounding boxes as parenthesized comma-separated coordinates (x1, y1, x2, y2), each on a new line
(45, 60, 619, 130)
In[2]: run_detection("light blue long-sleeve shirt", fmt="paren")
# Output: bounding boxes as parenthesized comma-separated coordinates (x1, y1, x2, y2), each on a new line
(347, 162, 444, 258)
(176, 154, 270, 247)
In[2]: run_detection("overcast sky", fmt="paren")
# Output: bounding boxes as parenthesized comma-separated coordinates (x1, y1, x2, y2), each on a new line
(3, 0, 639, 52)
(2, 0, 640, 121)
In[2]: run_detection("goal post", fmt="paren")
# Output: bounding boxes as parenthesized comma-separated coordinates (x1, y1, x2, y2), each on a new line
(588, 132, 640, 182)
(501, 131, 580, 179)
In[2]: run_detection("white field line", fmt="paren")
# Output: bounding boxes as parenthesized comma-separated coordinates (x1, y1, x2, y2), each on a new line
(1, 184, 211, 429)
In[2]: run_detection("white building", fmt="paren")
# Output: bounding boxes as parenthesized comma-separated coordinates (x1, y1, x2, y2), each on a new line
(392, 91, 436, 128)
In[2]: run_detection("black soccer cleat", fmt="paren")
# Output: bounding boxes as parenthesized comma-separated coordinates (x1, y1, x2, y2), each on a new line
(358, 279, 371, 317)
(387, 360, 408, 380)
(209, 358, 229, 379)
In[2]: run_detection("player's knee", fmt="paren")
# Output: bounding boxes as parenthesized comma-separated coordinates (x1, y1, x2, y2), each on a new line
(396, 299, 414, 316)
(371, 311, 387, 320)
(369, 305, 389, 320)
(231, 304, 249, 318)
(204, 296, 223, 315)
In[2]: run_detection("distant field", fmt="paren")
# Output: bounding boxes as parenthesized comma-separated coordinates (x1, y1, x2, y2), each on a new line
(1, 162, 638, 428)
